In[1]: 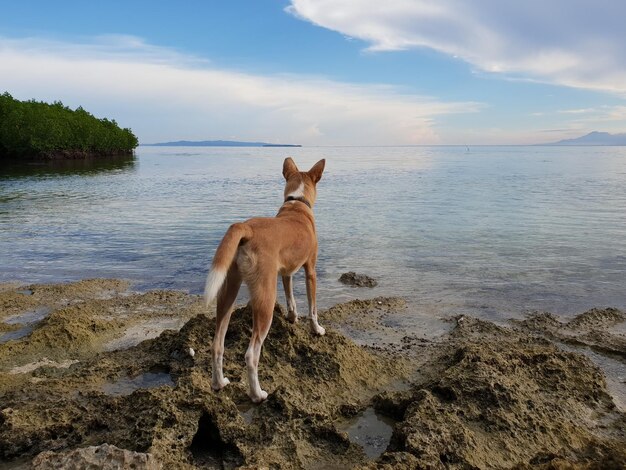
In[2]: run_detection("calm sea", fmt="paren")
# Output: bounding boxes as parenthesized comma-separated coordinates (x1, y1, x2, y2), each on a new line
(1, 145, 625, 321)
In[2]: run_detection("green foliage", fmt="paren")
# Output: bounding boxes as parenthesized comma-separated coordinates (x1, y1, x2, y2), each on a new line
(0, 92, 138, 159)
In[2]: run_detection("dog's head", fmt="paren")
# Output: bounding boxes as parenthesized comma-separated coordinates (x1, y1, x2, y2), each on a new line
(282, 157, 325, 208)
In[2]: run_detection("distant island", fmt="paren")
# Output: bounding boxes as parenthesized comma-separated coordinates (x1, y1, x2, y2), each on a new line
(0, 92, 138, 161)
(545, 131, 626, 146)
(144, 140, 302, 148)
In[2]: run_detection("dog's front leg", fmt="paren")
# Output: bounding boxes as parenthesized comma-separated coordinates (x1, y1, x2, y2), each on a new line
(282, 275, 298, 323)
(304, 262, 325, 336)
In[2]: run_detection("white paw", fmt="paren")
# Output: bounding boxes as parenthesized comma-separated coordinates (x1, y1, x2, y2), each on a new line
(287, 311, 298, 323)
(250, 389, 268, 403)
(312, 324, 326, 336)
(211, 377, 230, 391)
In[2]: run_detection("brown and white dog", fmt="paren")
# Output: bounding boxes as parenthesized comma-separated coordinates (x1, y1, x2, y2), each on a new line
(204, 157, 326, 403)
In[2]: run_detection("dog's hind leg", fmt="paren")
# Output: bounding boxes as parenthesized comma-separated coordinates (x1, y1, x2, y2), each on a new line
(211, 262, 242, 391)
(245, 274, 276, 403)
(304, 260, 325, 336)
(282, 275, 298, 323)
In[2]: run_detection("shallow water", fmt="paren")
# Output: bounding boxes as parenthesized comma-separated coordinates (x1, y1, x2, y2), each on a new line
(1, 146, 626, 321)
(3, 306, 51, 325)
(101, 371, 174, 396)
(102, 317, 187, 352)
(0, 325, 36, 344)
(237, 402, 256, 425)
(337, 407, 395, 459)
(0, 307, 51, 344)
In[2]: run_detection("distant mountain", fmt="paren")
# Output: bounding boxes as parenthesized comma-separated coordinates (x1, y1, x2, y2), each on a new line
(143, 140, 301, 147)
(546, 131, 626, 146)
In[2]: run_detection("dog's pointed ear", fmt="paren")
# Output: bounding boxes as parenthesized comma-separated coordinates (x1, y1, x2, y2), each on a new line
(308, 159, 325, 183)
(283, 157, 299, 180)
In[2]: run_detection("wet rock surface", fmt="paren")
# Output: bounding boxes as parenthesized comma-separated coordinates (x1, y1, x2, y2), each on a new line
(325, 297, 410, 349)
(0, 279, 204, 372)
(370, 316, 626, 469)
(339, 272, 378, 288)
(514, 307, 626, 359)
(0, 280, 624, 469)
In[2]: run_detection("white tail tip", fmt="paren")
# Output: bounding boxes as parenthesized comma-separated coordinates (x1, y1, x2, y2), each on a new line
(204, 269, 226, 307)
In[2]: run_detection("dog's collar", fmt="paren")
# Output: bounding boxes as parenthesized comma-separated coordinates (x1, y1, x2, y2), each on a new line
(284, 196, 311, 209)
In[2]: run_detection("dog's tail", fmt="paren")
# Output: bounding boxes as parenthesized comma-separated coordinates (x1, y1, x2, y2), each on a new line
(204, 223, 252, 307)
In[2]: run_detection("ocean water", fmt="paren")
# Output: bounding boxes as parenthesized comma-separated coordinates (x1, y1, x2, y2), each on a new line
(1, 145, 625, 321)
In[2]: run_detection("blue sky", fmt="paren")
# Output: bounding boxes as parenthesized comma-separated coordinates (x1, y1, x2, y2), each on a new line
(1, 0, 625, 145)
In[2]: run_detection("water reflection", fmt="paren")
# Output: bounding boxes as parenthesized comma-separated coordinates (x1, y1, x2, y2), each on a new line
(0, 155, 136, 178)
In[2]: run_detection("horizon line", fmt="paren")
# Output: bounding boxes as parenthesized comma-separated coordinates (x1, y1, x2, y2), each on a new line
(138, 143, 626, 148)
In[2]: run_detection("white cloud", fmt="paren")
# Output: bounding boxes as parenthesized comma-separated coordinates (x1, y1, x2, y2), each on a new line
(0, 35, 479, 145)
(560, 105, 626, 127)
(524, 105, 626, 142)
(558, 108, 597, 115)
(287, 0, 626, 94)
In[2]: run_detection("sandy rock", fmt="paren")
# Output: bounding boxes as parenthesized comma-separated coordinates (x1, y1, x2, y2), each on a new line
(31, 444, 160, 469)
(516, 308, 626, 359)
(0, 300, 404, 469)
(1, 281, 625, 469)
(0, 281, 205, 370)
(339, 272, 378, 288)
(567, 307, 626, 329)
(373, 316, 626, 468)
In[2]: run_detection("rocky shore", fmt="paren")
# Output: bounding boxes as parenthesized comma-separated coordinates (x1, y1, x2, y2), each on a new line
(0, 280, 625, 469)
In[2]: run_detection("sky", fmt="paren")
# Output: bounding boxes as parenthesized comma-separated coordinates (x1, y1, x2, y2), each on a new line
(1, 0, 625, 145)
